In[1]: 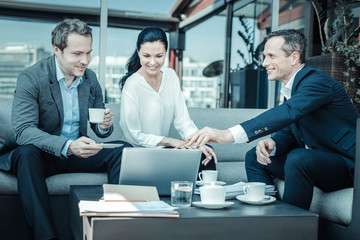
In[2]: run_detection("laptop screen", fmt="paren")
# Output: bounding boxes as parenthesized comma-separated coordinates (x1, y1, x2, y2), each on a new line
(119, 148, 201, 196)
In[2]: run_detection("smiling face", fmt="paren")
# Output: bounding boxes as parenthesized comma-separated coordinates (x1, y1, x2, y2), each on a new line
(54, 33, 92, 81)
(262, 36, 300, 85)
(137, 41, 166, 76)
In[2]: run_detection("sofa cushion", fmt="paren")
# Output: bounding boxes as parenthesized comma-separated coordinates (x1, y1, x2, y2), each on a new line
(275, 179, 353, 226)
(0, 170, 107, 195)
(0, 163, 248, 195)
(217, 161, 248, 184)
(171, 108, 268, 162)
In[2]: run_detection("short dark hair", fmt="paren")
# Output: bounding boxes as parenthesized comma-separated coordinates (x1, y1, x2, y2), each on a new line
(51, 19, 92, 51)
(267, 29, 307, 63)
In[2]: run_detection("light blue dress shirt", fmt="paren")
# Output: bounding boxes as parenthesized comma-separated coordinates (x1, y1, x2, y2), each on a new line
(55, 58, 109, 157)
(55, 58, 82, 156)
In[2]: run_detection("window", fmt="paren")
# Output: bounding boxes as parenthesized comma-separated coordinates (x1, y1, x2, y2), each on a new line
(0, 18, 100, 100)
(229, 0, 271, 109)
(0, 20, 53, 99)
(183, 16, 226, 108)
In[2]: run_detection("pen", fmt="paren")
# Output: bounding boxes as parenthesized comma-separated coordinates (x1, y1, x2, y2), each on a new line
(174, 140, 189, 149)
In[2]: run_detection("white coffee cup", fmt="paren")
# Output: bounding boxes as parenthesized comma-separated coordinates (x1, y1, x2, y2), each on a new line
(199, 185, 226, 204)
(243, 182, 266, 201)
(89, 108, 105, 123)
(198, 170, 218, 183)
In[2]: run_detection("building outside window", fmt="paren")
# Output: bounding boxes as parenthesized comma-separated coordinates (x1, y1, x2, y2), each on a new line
(0, 45, 50, 98)
(183, 15, 226, 108)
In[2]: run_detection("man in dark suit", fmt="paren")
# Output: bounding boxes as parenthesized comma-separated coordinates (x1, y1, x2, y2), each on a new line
(188, 29, 358, 210)
(0, 19, 131, 240)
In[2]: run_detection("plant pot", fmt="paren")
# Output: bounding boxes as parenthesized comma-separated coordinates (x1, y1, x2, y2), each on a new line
(307, 53, 360, 113)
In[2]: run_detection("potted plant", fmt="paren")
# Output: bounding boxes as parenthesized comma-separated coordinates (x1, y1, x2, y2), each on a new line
(309, 0, 360, 112)
(235, 15, 264, 70)
(230, 15, 267, 108)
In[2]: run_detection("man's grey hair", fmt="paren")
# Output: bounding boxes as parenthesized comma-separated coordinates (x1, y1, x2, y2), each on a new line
(51, 18, 92, 51)
(267, 29, 307, 64)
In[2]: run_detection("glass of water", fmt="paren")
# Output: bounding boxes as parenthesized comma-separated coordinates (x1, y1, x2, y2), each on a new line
(171, 181, 193, 207)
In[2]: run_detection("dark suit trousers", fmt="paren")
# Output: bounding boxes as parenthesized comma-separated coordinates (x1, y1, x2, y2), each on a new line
(198, 150, 216, 172)
(245, 147, 354, 210)
(11, 142, 131, 240)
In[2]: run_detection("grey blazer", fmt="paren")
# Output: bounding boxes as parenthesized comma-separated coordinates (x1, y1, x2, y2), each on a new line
(0, 55, 113, 171)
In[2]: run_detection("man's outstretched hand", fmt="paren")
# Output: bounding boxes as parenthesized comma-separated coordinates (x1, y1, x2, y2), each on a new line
(187, 127, 234, 147)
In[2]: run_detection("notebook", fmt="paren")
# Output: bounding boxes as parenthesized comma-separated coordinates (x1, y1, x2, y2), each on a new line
(119, 148, 202, 196)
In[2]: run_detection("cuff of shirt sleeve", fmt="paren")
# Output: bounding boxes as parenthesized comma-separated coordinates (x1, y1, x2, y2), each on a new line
(228, 125, 249, 144)
(97, 124, 110, 134)
(61, 140, 73, 158)
(270, 146, 276, 156)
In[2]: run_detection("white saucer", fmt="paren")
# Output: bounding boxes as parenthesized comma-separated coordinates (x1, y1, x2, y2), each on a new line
(236, 195, 276, 205)
(192, 201, 234, 209)
(97, 143, 124, 148)
(196, 181, 226, 186)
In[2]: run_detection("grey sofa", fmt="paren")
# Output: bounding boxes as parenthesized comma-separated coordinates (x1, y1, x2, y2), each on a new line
(0, 97, 358, 240)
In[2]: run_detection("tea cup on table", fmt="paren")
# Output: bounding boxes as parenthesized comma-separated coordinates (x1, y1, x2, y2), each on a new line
(198, 170, 218, 183)
(243, 182, 266, 201)
(199, 185, 226, 204)
(88, 108, 105, 123)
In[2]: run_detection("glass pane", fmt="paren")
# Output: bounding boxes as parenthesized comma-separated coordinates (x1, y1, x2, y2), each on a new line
(278, 0, 306, 31)
(108, 0, 177, 15)
(0, 18, 100, 99)
(0, 19, 52, 99)
(93, 28, 140, 104)
(183, 16, 226, 108)
(11, 0, 100, 8)
(230, 0, 271, 109)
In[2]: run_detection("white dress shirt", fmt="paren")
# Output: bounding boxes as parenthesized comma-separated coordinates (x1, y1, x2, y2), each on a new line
(120, 67, 198, 148)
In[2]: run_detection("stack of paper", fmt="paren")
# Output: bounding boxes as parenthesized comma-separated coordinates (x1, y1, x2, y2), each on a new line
(78, 184, 179, 218)
(224, 182, 276, 199)
(79, 200, 179, 218)
(195, 182, 276, 200)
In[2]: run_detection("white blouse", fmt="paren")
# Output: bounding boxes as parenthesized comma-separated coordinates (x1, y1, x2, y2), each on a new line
(119, 67, 198, 148)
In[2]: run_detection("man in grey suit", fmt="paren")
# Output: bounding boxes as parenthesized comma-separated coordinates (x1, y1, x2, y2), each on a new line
(3, 19, 131, 240)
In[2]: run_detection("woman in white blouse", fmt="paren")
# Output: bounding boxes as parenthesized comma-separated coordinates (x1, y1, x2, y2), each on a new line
(119, 26, 217, 169)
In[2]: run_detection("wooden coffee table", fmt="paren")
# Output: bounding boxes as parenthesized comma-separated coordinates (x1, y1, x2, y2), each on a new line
(70, 185, 318, 240)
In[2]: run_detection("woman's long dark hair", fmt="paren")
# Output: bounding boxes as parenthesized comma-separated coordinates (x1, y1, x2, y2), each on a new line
(119, 26, 168, 89)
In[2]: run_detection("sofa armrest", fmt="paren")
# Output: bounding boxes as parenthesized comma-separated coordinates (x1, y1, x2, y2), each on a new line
(350, 118, 360, 226)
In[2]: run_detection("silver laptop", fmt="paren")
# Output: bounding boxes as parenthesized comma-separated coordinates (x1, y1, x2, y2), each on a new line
(119, 148, 202, 196)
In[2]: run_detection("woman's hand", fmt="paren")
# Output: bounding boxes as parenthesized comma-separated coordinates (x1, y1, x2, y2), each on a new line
(197, 145, 218, 166)
(159, 137, 217, 166)
(158, 137, 189, 148)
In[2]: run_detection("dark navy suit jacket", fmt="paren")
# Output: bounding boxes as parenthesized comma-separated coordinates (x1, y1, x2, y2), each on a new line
(241, 66, 358, 173)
